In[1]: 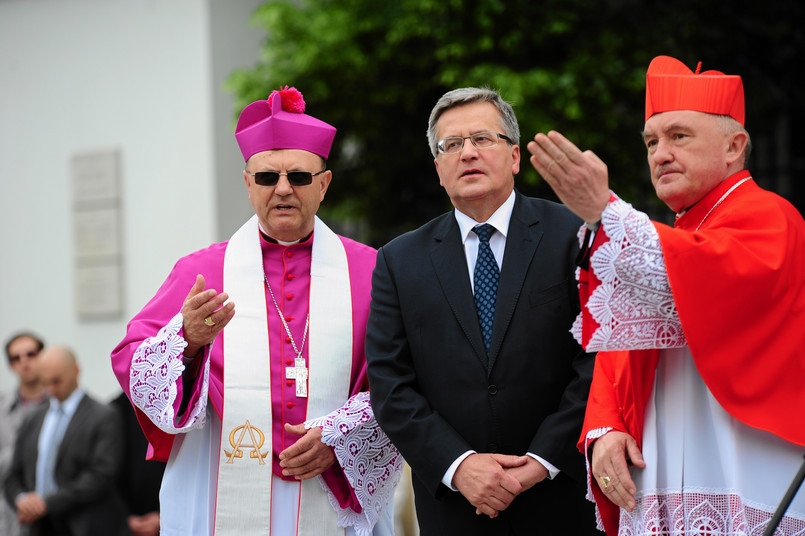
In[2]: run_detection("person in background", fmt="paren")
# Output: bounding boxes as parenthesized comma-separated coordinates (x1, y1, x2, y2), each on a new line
(528, 55, 805, 535)
(112, 391, 166, 536)
(0, 332, 48, 536)
(4, 346, 128, 535)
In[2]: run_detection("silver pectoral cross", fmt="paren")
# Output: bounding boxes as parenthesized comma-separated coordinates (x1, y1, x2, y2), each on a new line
(285, 357, 308, 398)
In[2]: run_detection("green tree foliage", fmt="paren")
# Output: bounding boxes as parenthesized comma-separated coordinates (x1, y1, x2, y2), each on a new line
(227, 0, 804, 246)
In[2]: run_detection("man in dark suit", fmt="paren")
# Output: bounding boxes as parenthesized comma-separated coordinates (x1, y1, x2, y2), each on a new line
(111, 392, 165, 536)
(365, 87, 596, 534)
(4, 346, 128, 536)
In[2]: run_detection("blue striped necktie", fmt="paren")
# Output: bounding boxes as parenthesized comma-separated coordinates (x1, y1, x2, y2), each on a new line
(473, 224, 499, 354)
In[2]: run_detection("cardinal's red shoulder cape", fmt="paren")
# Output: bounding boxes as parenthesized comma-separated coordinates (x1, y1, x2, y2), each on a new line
(578, 171, 805, 535)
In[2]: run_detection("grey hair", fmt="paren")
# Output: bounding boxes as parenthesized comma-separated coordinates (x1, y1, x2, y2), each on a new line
(427, 87, 520, 157)
(715, 115, 752, 168)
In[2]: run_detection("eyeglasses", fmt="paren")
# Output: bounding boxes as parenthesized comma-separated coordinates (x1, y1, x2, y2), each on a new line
(9, 350, 38, 364)
(437, 131, 513, 154)
(246, 169, 327, 186)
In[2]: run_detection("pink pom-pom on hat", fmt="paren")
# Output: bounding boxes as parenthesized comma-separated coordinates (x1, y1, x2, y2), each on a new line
(645, 55, 745, 126)
(235, 86, 336, 161)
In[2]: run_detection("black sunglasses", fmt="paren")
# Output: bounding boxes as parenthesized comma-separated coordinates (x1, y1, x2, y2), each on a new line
(247, 169, 327, 187)
(9, 350, 38, 363)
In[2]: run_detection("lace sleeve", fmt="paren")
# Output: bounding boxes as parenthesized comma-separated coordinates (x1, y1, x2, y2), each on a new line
(583, 198, 686, 351)
(129, 312, 210, 433)
(305, 391, 404, 536)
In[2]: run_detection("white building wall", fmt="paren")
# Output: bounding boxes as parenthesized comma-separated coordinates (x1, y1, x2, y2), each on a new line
(0, 0, 262, 400)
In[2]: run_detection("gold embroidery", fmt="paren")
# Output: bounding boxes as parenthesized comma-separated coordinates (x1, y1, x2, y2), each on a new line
(224, 420, 269, 464)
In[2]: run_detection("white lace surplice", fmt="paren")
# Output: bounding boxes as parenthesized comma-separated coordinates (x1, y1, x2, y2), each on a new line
(129, 313, 208, 433)
(307, 392, 404, 535)
(129, 313, 400, 536)
(579, 198, 805, 536)
(571, 199, 685, 351)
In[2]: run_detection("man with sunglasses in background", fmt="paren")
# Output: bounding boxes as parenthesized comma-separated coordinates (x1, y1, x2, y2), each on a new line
(112, 87, 400, 536)
(1, 332, 47, 536)
(366, 87, 596, 534)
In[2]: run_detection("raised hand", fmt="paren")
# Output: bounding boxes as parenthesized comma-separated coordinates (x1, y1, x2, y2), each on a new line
(527, 130, 611, 224)
(181, 274, 235, 358)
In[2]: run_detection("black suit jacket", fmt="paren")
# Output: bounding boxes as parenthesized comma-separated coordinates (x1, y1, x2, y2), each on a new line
(4, 393, 129, 536)
(111, 392, 165, 518)
(366, 192, 596, 534)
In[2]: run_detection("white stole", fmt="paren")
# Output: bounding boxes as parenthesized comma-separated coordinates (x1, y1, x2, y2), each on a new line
(215, 215, 352, 535)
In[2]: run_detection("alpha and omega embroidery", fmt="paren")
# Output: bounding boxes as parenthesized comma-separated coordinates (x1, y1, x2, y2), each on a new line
(224, 420, 270, 464)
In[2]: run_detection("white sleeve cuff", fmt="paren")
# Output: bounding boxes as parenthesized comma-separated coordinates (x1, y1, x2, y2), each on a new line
(526, 452, 560, 480)
(442, 450, 476, 491)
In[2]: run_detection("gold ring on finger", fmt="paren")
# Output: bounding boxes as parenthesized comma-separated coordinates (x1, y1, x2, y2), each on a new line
(599, 476, 611, 489)
(204, 316, 215, 327)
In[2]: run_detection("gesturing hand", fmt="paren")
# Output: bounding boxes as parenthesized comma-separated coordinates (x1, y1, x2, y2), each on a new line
(181, 274, 235, 358)
(527, 130, 611, 224)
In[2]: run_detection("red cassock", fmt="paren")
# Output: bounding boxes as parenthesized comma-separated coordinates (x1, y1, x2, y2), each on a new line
(577, 170, 805, 535)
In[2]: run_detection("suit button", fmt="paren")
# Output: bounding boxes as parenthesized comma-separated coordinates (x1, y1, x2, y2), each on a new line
(487, 443, 498, 453)
(487, 385, 498, 395)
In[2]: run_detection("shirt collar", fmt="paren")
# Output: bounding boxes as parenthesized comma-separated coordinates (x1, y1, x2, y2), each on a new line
(13, 390, 46, 411)
(258, 223, 314, 246)
(49, 387, 84, 416)
(454, 190, 516, 243)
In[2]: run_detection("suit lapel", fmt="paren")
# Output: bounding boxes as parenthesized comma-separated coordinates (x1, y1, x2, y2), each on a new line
(487, 193, 543, 373)
(28, 407, 48, 467)
(430, 214, 490, 368)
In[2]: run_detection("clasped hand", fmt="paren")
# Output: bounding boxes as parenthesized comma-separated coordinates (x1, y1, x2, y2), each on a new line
(453, 453, 548, 518)
(279, 423, 336, 480)
(16, 492, 46, 524)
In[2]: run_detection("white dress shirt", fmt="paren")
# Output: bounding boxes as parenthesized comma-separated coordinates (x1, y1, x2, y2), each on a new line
(442, 190, 560, 490)
(35, 388, 84, 495)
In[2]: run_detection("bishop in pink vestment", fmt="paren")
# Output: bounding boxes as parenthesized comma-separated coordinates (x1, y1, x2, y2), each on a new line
(111, 87, 401, 536)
